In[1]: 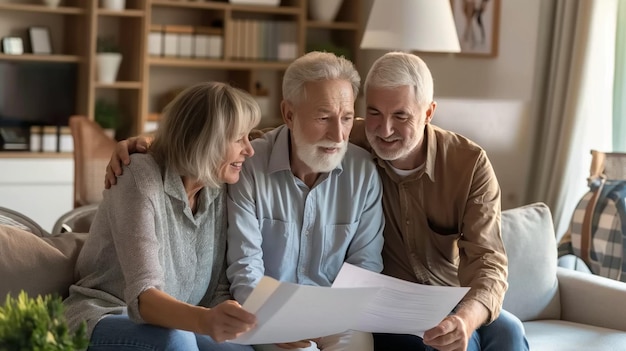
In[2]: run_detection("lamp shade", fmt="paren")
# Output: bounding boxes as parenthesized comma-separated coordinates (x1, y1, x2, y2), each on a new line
(361, 0, 461, 53)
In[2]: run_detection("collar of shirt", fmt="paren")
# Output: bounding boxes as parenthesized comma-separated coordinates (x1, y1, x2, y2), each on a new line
(162, 160, 220, 222)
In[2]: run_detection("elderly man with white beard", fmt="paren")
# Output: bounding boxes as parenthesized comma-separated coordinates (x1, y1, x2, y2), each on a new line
(225, 51, 384, 351)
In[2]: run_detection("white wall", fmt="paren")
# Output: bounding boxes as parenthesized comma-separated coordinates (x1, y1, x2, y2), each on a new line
(359, 0, 543, 209)
(0, 159, 74, 233)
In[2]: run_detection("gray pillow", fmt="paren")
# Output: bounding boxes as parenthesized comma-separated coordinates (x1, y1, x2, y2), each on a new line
(501, 202, 561, 321)
(0, 225, 87, 299)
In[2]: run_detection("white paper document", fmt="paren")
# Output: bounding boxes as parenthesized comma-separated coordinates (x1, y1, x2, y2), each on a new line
(229, 263, 469, 345)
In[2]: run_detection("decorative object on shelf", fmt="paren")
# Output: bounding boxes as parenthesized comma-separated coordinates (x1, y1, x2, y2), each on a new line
(307, 41, 351, 60)
(96, 37, 122, 83)
(101, 0, 125, 10)
(94, 99, 122, 138)
(1, 37, 23, 55)
(0, 125, 30, 152)
(228, 0, 280, 6)
(29, 27, 52, 54)
(361, 0, 460, 53)
(308, 0, 343, 22)
(451, 0, 500, 57)
(42, 0, 62, 8)
(0, 291, 89, 350)
(148, 24, 163, 57)
(194, 27, 223, 59)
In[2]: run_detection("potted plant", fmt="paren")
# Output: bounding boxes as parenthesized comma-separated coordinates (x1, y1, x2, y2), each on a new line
(95, 99, 122, 138)
(0, 291, 88, 350)
(96, 37, 122, 83)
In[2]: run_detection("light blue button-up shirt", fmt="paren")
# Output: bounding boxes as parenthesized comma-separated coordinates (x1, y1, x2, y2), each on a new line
(226, 125, 385, 303)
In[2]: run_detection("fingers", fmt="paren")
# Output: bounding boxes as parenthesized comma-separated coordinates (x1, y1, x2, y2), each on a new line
(206, 300, 257, 342)
(104, 139, 132, 189)
(104, 164, 115, 189)
(221, 300, 256, 324)
(134, 137, 149, 153)
(423, 316, 469, 351)
(275, 340, 313, 349)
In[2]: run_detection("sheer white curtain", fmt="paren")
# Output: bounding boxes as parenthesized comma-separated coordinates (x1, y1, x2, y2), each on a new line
(526, 0, 617, 239)
(614, 0, 626, 152)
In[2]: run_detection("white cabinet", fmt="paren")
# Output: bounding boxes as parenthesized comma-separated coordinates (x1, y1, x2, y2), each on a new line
(0, 157, 73, 232)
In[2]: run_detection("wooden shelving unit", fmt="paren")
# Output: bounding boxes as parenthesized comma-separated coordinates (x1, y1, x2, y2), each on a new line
(0, 0, 363, 156)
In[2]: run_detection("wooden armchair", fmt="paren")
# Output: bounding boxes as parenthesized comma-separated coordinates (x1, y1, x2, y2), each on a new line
(68, 116, 116, 208)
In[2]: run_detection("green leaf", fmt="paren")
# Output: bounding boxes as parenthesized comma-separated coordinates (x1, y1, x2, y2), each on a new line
(0, 291, 89, 351)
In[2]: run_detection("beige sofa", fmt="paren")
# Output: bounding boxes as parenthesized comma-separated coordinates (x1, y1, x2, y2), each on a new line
(1, 202, 626, 349)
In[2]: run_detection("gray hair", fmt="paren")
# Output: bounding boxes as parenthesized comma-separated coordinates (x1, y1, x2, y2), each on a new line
(282, 51, 360, 105)
(364, 52, 434, 107)
(150, 81, 261, 188)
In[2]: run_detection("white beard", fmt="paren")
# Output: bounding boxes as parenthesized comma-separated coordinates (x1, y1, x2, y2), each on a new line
(292, 125, 347, 173)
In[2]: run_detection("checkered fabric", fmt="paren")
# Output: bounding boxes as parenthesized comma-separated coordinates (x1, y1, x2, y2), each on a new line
(559, 180, 626, 282)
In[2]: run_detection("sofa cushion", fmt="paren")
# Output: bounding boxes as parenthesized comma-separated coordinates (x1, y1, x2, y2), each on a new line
(501, 202, 560, 321)
(0, 206, 47, 236)
(524, 320, 626, 351)
(0, 225, 88, 299)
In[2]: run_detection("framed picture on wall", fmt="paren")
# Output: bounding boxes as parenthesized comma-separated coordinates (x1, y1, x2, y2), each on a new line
(29, 27, 52, 54)
(450, 0, 500, 57)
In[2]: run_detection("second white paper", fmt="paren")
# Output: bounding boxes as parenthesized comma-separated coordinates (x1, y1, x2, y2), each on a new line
(332, 263, 470, 336)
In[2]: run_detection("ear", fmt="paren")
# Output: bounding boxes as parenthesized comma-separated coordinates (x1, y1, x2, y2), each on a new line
(281, 100, 295, 128)
(424, 101, 437, 124)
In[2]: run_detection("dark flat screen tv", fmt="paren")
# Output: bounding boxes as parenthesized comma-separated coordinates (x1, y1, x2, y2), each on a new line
(0, 61, 77, 127)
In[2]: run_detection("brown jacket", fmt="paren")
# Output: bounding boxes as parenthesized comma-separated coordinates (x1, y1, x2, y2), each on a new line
(349, 120, 507, 323)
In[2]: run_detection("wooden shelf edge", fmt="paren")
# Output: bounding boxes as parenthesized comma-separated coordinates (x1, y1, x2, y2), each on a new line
(95, 81, 143, 89)
(97, 8, 145, 17)
(0, 3, 85, 14)
(0, 152, 73, 159)
(148, 57, 291, 70)
(0, 53, 82, 63)
(150, 0, 299, 14)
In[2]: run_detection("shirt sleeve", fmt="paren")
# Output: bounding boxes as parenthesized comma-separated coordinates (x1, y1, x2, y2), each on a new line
(457, 150, 508, 324)
(344, 165, 385, 274)
(106, 164, 163, 323)
(226, 163, 265, 303)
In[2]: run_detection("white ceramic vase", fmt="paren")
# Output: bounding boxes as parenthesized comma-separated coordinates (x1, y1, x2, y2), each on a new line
(308, 0, 343, 22)
(101, 0, 125, 10)
(96, 53, 122, 83)
(42, 0, 61, 8)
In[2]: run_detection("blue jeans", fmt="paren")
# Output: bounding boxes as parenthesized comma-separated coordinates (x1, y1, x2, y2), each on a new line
(373, 310, 529, 351)
(88, 314, 254, 351)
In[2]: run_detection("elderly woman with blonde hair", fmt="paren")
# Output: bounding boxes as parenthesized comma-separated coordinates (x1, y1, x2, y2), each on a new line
(64, 82, 260, 351)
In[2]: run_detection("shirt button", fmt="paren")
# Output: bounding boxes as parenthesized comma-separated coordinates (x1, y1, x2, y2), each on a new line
(406, 220, 410, 225)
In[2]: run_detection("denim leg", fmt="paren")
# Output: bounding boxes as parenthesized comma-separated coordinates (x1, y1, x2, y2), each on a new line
(467, 309, 529, 351)
(373, 333, 432, 351)
(89, 314, 253, 351)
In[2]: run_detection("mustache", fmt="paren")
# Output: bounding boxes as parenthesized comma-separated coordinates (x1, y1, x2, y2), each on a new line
(315, 141, 347, 148)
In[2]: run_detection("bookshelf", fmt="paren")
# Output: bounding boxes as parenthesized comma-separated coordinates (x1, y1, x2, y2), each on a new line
(0, 0, 363, 157)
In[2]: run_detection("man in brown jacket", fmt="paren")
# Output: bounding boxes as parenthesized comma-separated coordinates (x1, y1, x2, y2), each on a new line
(352, 52, 528, 351)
